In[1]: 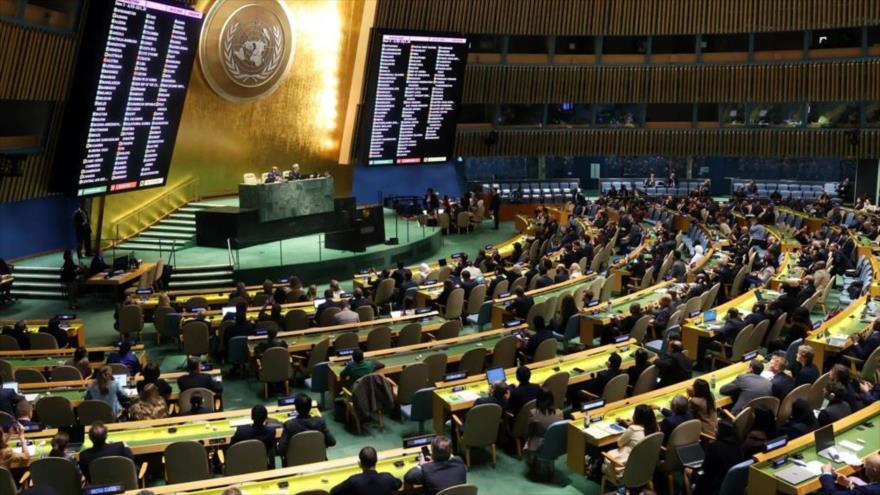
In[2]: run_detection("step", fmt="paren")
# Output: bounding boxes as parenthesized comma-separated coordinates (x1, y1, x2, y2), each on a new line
(171, 271, 233, 281)
(187, 202, 227, 208)
(10, 290, 65, 299)
(10, 273, 58, 281)
(138, 231, 195, 240)
(169, 278, 235, 288)
(162, 218, 196, 226)
(128, 236, 190, 245)
(173, 264, 234, 273)
(13, 281, 64, 289)
(10, 265, 59, 274)
(169, 212, 196, 220)
(178, 207, 204, 213)
(116, 242, 177, 252)
(149, 225, 196, 233)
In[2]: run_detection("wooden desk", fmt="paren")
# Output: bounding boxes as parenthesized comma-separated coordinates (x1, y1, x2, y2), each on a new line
(11, 403, 314, 465)
(246, 311, 448, 356)
(0, 319, 86, 347)
(327, 325, 529, 399)
(805, 295, 874, 372)
(86, 262, 156, 286)
(125, 447, 421, 495)
(491, 273, 600, 328)
(432, 339, 642, 434)
(0, 344, 139, 360)
(769, 252, 802, 290)
(748, 402, 880, 495)
(579, 281, 679, 345)
(3, 349, 147, 374)
(680, 289, 780, 358)
(566, 361, 749, 474)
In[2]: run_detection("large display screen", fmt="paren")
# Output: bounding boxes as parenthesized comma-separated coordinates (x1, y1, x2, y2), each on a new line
(52, 0, 203, 197)
(363, 31, 468, 166)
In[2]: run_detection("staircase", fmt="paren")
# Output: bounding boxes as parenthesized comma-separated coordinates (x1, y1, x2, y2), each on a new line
(168, 263, 235, 291)
(10, 266, 65, 299)
(116, 201, 222, 252)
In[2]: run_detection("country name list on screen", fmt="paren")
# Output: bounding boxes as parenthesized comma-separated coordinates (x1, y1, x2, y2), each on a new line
(76, 0, 202, 197)
(367, 33, 468, 166)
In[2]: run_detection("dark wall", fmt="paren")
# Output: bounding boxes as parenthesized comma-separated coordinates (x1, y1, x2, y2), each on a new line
(352, 163, 464, 204)
(0, 196, 80, 260)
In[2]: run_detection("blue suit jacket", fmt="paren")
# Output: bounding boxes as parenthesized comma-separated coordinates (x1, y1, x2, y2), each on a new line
(820, 474, 880, 495)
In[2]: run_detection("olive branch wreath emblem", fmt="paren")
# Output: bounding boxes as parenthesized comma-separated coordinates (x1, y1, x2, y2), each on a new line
(222, 21, 283, 85)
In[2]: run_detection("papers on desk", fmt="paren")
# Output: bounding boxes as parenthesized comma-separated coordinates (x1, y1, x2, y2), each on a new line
(826, 335, 848, 347)
(123, 387, 138, 397)
(760, 370, 775, 380)
(229, 417, 251, 427)
(24, 394, 39, 402)
(839, 440, 864, 453)
(805, 460, 825, 475)
(582, 421, 626, 440)
(452, 390, 481, 402)
(14, 444, 36, 456)
(390, 310, 403, 319)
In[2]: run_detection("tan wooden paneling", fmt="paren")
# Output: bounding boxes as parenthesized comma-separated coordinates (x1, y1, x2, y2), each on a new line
(461, 61, 874, 104)
(0, 19, 81, 203)
(455, 129, 880, 159)
(375, 0, 879, 36)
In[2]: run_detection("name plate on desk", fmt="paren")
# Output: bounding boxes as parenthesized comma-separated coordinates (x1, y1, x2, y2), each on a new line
(239, 176, 335, 222)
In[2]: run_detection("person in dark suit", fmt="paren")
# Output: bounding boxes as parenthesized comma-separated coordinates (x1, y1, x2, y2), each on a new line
(459, 271, 478, 300)
(743, 302, 768, 327)
(505, 287, 534, 320)
(78, 421, 133, 482)
(89, 251, 108, 276)
(331, 446, 402, 495)
(0, 377, 22, 417)
(315, 289, 341, 322)
(780, 398, 818, 440)
(230, 405, 278, 468)
(688, 420, 744, 495)
(397, 271, 419, 308)
(655, 339, 693, 387)
(626, 348, 650, 395)
(349, 288, 372, 311)
(720, 359, 773, 414)
(136, 362, 172, 399)
(846, 320, 880, 361)
(491, 188, 502, 230)
(660, 395, 694, 444)
(819, 382, 853, 427)
(404, 436, 467, 495)
(73, 205, 92, 258)
(586, 353, 622, 397)
(768, 352, 795, 400)
(278, 394, 336, 462)
(474, 381, 509, 409)
(507, 366, 541, 414)
(524, 316, 555, 360)
(534, 267, 554, 289)
(2, 320, 29, 350)
(794, 344, 821, 387)
(819, 453, 880, 495)
(714, 308, 747, 345)
(391, 262, 411, 289)
(177, 357, 223, 394)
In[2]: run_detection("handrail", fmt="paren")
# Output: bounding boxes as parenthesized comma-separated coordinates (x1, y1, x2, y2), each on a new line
(104, 177, 200, 250)
(112, 176, 199, 225)
(226, 238, 235, 270)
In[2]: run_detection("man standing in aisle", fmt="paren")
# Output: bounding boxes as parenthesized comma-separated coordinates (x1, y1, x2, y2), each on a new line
(491, 188, 502, 230)
(73, 204, 92, 259)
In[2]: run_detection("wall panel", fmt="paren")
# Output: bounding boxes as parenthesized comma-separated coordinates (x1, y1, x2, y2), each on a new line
(461, 61, 875, 104)
(375, 0, 879, 36)
(456, 129, 880, 159)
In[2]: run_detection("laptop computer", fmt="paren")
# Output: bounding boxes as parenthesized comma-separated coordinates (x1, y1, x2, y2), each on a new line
(485, 367, 506, 384)
(675, 442, 706, 469)
(703, 309, 717, 323)
(814, 424, 853, 461)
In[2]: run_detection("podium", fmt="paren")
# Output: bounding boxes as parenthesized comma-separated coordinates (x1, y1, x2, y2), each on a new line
(238, 176, 334, 222)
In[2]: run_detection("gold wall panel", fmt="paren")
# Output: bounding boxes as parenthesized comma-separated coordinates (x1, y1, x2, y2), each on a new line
(100, 0, 366, 240)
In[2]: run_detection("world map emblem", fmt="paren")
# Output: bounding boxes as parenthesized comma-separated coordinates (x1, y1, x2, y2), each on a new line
(200, 0, 295, 102)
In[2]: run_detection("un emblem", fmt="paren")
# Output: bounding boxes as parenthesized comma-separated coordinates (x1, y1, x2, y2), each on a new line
(200, 0, 294, 102)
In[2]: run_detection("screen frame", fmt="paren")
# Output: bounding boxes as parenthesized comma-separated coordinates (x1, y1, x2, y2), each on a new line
(354, 28, 469, 168)
(51, 0, 203, 198)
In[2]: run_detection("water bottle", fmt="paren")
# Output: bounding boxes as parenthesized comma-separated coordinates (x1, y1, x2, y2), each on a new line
(710, 374, 716, 390)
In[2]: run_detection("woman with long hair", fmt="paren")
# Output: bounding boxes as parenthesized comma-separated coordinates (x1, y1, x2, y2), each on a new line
(688, 378, 718, 435)
(601, 404, 659, 482)
(525, 388, 563, 453)
(65, 346, 92, 379)
(84, 366, 126, 417)
(129, 383, 168, 421)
